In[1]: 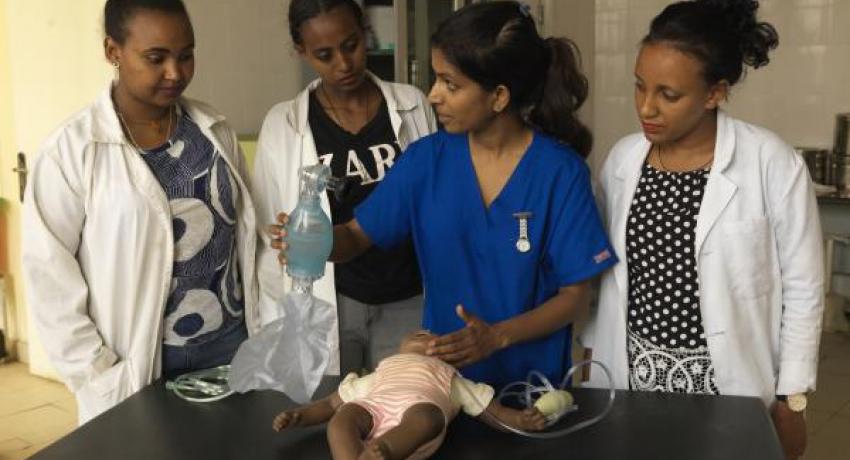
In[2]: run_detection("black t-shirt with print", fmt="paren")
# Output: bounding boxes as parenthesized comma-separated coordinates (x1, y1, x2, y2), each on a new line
(308, 91, 422, 304)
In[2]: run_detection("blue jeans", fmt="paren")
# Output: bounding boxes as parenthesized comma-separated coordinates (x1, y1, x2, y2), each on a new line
(161, 323, 248, 380)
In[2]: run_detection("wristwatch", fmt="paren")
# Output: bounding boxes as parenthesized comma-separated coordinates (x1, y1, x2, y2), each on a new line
(776, 393, 808, 412)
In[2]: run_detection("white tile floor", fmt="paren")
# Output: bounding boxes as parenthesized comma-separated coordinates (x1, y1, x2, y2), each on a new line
(1, 333, 849, 459)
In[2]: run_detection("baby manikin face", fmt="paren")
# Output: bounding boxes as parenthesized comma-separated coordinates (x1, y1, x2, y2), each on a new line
(399, 330, 436, 355)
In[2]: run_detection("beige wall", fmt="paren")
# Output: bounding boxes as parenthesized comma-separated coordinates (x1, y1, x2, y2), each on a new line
(1, 0, 109, 376)
(0, 0, 15, 356)
(183, 0, 302, 136)
(6, 1, 110, 155)
(592, 0, 850, 170)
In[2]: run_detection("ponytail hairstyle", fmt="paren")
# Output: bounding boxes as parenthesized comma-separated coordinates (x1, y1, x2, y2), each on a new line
(288, 0, 366, 47)
(431, 1, 592, 157)
(105, 0, 189, 45)
(643, 0, 779, 86)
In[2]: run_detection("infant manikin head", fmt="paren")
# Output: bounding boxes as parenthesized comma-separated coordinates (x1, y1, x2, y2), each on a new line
(399, 330, 436, 355)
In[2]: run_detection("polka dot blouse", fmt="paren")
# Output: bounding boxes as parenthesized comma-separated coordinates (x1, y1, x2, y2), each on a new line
(625, 162, 718, 394)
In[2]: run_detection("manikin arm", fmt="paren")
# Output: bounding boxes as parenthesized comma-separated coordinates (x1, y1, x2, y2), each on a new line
(272, 391, 344, 431)
(478, 400, 547, 432)
(451, 372, 547, 432)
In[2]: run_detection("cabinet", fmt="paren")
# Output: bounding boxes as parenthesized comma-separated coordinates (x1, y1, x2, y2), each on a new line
(362, 0, 462, 94)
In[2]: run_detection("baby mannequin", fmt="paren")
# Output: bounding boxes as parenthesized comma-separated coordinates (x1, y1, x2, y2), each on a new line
(272, 330, 547, 460)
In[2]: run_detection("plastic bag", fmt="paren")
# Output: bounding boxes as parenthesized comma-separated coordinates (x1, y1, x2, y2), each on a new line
(228, 292, 334, 404)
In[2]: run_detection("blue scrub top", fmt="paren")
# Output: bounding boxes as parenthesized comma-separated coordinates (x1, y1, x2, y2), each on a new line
(355, 130, 617, 389)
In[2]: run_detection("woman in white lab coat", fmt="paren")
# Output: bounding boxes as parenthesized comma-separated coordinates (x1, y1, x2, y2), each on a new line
(584, 1, 823, 458)
(22, 0, 259, 424)
(253, 0, 436, 377)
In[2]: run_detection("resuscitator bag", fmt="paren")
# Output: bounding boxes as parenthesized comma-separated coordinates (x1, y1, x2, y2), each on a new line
(228, 291, 334, 404)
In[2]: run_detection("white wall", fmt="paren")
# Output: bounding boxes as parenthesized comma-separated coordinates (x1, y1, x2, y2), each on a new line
(591, 0, 850, 169)
(592, 0, 663, 170)
(545, 0, 596, 153)
(183, 0, 303, 136)
(727, 0, 850, 149)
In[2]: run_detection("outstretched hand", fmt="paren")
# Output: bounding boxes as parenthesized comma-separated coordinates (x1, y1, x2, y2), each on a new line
(272, 410, 302, 431)
(483, 401, 547, 433)
(426, 305, 507, 368)
(512, 407, 547, 432)
(771, 401, 807, 459)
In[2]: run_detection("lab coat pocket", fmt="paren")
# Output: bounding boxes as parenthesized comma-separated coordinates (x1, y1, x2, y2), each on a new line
(718, 217, 771, 300)
(78, 359, 135, 419)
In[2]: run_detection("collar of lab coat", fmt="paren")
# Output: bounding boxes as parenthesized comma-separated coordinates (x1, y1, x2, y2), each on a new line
(610, 109, 739, 291)
(90, 82, 227, 145)
(286, 71, 419, 137)
(613, 109, 736, 182)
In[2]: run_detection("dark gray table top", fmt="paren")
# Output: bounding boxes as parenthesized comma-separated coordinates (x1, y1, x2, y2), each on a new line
(31, 378, 784, 460)
(818, 191, 850, 205)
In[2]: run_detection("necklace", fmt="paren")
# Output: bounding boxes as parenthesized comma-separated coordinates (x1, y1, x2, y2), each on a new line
(657, 144, 713, 172)
(121, 113, 171, 134)
(117, 105, 175, 151)
(320, 82, 373, 133)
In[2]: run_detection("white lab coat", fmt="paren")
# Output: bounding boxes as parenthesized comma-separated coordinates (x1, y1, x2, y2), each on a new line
(584, 110, 824, 406)
(252, 73, 436, 375)
(22, 85, 261, 424)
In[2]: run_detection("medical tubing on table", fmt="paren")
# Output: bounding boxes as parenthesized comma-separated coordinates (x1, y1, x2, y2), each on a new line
(462, 359, 616, 439)
(165, 365, 234, 403)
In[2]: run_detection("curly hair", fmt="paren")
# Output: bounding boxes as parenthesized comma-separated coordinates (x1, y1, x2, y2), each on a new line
(643, 0, 779, 86)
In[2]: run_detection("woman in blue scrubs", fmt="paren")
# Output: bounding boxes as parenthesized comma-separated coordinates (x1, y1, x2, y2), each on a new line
(273, 1, 616, 389)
